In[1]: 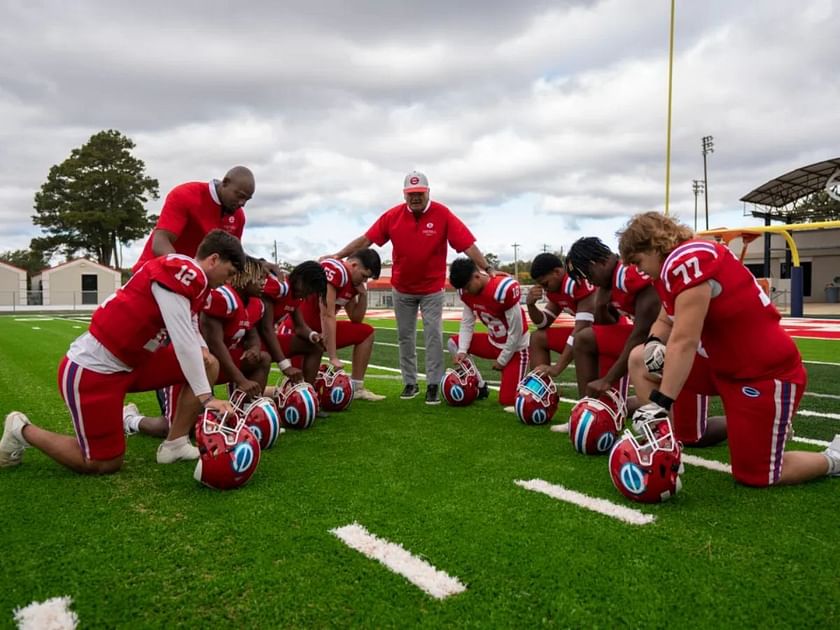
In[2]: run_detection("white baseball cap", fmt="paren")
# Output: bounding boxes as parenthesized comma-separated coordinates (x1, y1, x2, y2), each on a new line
(403, 170, 429, 193)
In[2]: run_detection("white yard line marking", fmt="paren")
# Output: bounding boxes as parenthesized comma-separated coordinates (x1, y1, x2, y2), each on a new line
(790, 436, 831, 447)
(330, 523, 466, 600)
(804, 391, 840, 400)
(30, 326, 41, 330)
(375, 341, 427, 351)
(681, 454, 732, 474)
(804, 360, 840, 367)
(13, 596, 78, 630)
(13, 317, 54, 322)
(515, 479, 655, 526)
(797, 409, 840, 421)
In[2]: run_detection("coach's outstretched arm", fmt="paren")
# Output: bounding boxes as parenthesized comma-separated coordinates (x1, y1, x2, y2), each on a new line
(326, 235, 372, 261)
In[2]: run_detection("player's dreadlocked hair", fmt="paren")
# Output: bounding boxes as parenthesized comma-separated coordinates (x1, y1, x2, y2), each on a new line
(449, 257, 477, 290)
(288, 260, 327, 299)
(530, 253, 564, 280)
(230, 256, 265, 290)
(565, 237, 613, 282)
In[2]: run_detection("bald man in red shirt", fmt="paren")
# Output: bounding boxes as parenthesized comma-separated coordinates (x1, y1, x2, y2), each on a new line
(132, 166, 254, 273)
(329, 171, 493, 405)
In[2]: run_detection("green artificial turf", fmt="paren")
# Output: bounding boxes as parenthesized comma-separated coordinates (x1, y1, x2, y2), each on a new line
(0, 315, 838, 627)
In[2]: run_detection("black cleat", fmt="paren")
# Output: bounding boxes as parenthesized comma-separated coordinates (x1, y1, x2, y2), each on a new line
(477, 384, 490, 400)
(400, 384, 420, 399)
(425, 384, 441, 405)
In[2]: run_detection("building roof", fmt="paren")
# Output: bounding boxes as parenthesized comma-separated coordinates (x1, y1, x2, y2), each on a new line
(39, 257, 119, 275)
(740, 157, 840, 219)
(0, 260, 26, 274)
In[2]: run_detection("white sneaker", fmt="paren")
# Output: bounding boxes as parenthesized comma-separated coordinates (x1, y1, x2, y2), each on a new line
(354, 388, 386, 402)
(156, 439, 200, 464)
(550, 422, 570, 433)
(824, 434, 840, 477)
(503, 406, 516, 414)
(123, 403, 141, 436)
(0, 412, 31, 467)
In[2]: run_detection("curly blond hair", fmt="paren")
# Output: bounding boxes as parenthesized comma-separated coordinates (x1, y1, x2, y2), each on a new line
(617, 212, 694, 261)
(230, 256, 266, 290)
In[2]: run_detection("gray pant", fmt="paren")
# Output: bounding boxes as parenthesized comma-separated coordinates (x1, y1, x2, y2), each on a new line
(393, 288, 445, 386)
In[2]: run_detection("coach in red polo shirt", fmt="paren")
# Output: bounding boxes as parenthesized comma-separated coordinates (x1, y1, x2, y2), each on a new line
(329, 171, 493, 404)
(132, 166, 254, 273)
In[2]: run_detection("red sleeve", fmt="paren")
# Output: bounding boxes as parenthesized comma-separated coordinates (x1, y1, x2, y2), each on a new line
(262, 273, 288, 300)
(623, 265, 654, 296)
(234, 209, 245, 239)
(321, 259, 350, 290)
(444, 207, 476, 253)
(150, 255, 208, 301)
(661, 241, 723, 296)
(572, 279, 596, 301)
(494, 276, 521, 309)
(365, 208, 394, 246)
(154, 185, 190, 237)
(204, 285, 238, 318)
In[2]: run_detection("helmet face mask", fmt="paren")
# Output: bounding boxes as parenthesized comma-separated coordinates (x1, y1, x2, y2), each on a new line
(273, 379, 320, 429)
(514, 371, 559, 425)
(441, 356, 480, 406)
(314, 364, 354, 412)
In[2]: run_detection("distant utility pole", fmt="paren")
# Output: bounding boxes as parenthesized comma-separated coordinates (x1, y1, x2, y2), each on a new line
(542, 244, 550, 253)
(692, 180, 705, 232)
(702, 135, 714, 229)
(512, 243, 521, 279)
(273, 240, 278, 264)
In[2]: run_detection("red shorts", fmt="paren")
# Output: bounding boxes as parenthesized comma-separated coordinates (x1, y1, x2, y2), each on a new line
(712, 363, 806, 487)
(58, 345, 187, 461)
(672, 354, 718, 445)
(279, 320, 372, 349)
(215, 346, 245, 386)
(592, 323, 633, 398)
(545, 326, 572, 353)
(451, 333, 529, 405)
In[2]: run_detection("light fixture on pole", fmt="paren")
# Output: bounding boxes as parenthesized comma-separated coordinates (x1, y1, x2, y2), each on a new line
(691, 180, 705, 232)
(702, 135, 714, 229)
(512, 243, 521, 280)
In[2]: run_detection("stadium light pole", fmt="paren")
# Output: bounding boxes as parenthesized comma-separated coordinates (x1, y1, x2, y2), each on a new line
(692, 180, 705, 231)
(702, 135, 714, 229)
(512, 243, 521, 279)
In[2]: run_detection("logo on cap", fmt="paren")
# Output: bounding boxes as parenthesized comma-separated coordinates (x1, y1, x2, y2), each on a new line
(426, 222, 434, 228)
(410, 176, 420, 185)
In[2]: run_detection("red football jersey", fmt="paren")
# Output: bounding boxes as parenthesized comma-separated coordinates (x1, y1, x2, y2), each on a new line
(546, 274, 596, 315)
(132, 181, 245, 272)
(204, 285, 265, 350)
(90, 254, 209, 367)
(660, 239, 800, 379)
(365, 201, 475, 294)
(262, 273, 302, 324)
(298, 258, 358, 331)
(459, 275, 527, 348)
(609, 262, 653, 317)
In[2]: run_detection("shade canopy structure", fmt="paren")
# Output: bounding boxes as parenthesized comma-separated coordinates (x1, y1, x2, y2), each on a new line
(741, 157, 840, 221)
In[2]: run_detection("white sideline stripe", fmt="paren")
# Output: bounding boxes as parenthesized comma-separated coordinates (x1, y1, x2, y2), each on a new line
(375, 341, 427, 351)
(13, 596, 78, 630)
(797, 409, 840, 421)
(515, 479, 655, 526)
(31, 326, 41, 330)
(330, 523, 466, 600)
(804, 391, 840, 400)
(791, 436, 831, 447)
(13, 317, 54, 321)
(804, 360, 840, 367)
(682, 454, 732, 473)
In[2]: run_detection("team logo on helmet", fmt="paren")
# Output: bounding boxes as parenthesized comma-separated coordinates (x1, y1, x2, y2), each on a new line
(441, 357, 480, 407)
(569, 390, 626, 455)
(315, 365, 354, 412)
(274, 379, 319, 429)
(193, 409, 261, 490)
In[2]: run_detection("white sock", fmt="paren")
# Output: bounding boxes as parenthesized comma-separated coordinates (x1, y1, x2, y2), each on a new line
(162, 435, 188, 448)
(477, 377, 486, 387)
(823, 452, 840, 476)
(352, 379, 364, 391)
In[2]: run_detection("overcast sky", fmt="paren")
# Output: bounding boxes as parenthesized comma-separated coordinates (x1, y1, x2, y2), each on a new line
(1, 0, 838, 266)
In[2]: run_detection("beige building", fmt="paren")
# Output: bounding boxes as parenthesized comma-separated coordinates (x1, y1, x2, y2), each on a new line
(737, 227, 840, 303)
(0, 261, 27, 307)
(32, 258, 121, 307)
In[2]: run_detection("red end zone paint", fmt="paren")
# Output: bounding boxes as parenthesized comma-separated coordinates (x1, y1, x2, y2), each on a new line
(780, 318, 840, 339)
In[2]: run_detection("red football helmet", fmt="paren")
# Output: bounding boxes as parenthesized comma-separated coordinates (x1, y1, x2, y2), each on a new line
(609, 415, 683, 503)
(194, 409, 261, 490)
(273, 379, 319, 429)
(314, 364, 354, 412)
(514, 371, 559, 425)
(229, 389, 282, 450)
(568, 389, 627, 455)
(440, 356, 480, 406)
